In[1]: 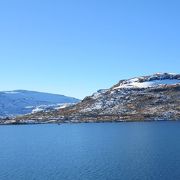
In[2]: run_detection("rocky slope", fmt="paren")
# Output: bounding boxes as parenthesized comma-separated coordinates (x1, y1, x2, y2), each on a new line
(2, 73, 180, 124)
(0, 90, 79, 117)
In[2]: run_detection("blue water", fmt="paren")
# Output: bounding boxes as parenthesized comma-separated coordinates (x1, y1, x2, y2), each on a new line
(0, 122, 180, 180)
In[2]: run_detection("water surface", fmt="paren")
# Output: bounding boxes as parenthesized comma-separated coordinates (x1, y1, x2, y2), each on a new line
(0, 122, 180, 180)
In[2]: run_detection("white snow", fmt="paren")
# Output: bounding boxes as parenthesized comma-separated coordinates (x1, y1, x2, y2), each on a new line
(80, 102, 103, 112)
(56, 103, 74, 110)
(92, 92, 101, 99)
(4, 91, 20, 94)
(25, 106, 34, 109)
(31, 103, 75, 113)
(156, 72, 177, 75)
(32, 107, 44, 113)
(92, 89, 108, 99)
(129, 78, 139, 83)
(114, 79, 180, 89)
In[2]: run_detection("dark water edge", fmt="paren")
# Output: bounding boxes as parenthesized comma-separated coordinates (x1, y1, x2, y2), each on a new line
(1, 119, 180, 126)
(0, 121, 180, 180)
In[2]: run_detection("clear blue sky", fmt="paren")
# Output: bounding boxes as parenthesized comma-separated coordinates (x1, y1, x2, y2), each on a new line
(0, 0, 179, 99)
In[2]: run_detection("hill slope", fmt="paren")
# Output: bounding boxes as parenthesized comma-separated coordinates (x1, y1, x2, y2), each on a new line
(2, 73, 180, 124)
(0, 90, 79, 117)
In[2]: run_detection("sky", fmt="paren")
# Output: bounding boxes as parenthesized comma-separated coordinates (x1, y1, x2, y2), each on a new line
(0, 0, 179, 99)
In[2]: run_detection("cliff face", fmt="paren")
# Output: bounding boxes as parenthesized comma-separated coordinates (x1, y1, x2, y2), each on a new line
(3, 73, 180, 124)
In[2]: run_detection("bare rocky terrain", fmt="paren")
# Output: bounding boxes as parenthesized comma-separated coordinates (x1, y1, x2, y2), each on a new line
(1, 73, 180, 124)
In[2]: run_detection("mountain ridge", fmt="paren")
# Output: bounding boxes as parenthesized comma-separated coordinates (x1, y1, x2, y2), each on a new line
(0, 90, 80, 117)
(1, 73, 180, 124)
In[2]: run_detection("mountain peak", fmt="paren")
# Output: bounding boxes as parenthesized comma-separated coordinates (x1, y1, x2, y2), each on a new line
(113, 73, 180, 90)
(2, 73, 180, 124)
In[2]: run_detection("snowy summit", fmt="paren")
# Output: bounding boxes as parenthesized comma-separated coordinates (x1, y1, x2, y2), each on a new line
(113, 73, 180, 89)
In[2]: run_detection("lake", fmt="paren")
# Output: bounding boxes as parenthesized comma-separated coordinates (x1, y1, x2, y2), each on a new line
(0, 122, 180, 180)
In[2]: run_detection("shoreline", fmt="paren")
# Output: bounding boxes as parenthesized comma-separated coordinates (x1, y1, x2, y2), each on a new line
(0, 119, 180, 126)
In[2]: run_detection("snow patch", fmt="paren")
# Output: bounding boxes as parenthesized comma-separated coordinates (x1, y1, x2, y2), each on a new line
(92, 89, 108, 99)
(4, 91, 20, 94)
(55, 103, 74, 110)
(114, 79, 180, 89)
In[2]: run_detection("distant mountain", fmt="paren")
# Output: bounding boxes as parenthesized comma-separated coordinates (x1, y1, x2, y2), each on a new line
(10, 73, 180, 124)
(0, 90, 80, 117)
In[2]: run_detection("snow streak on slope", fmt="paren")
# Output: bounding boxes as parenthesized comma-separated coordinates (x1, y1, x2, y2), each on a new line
(0, 90, 80, 117)
(114, 79, 180, 89)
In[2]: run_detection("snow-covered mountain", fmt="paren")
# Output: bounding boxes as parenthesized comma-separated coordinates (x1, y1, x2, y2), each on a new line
(0, 90, 79, 117)
(11, 73, 180, 124)
(112, 73, 180, 89)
